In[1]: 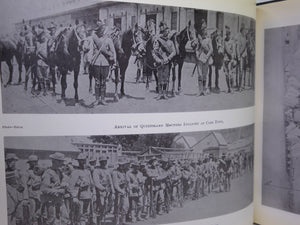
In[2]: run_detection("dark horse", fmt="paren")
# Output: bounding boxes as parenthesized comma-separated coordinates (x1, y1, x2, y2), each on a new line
(55, 27, 82, 100)
(170, 21, 194, 95)
(0, 36, 23, 86)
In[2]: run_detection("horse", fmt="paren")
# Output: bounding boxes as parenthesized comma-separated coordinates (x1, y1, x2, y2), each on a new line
(0, 35, 23, 86)
(170, 21, 195, 95)
(54, 26, 82, 100)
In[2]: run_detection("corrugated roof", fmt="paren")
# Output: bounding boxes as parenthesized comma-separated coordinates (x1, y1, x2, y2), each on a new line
(4, 136, 79, 152)
(173, 135, 197, 149)
(212, 132, 228, 146)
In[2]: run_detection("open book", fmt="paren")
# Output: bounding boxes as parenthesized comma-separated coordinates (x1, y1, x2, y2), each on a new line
(0, 0, 297, 224)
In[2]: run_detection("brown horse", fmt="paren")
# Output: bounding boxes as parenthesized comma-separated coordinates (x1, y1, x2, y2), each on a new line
(54, 26, 82, 100)
(0, 35, 23, 86)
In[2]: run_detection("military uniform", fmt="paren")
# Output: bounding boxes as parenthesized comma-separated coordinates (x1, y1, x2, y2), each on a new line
(6, 154, 33, 225)
(235, 25, 247, 91)
(68, 154, 93, 225)
(47, 22, 57, 94)
(126, 163, 146, 222)
(93, 159, 114, 224)
(90, 24, 116, 105)
(40, 153, 67, 225)
(23, 26, 36, 90)
(195, 28, 213, 96)
(223, 26, 236, 93)
(152, 22, 176, 99)
(112, 161, 129, 225)
(36, 31, 49, 96)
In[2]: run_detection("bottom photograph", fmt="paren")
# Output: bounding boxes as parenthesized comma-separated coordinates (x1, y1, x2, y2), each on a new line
(4, 125, 254, 225)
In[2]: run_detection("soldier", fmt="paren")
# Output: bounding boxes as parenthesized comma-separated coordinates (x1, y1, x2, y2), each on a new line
(235, 23, 248, 91)
(40, 152, 68, 225)
(82, 27, 94, 79)
(169, 160, 183, 207)
(90, 23, 117, 105)
(23, 25, 36, 91)
(36, 29, 49, 96)
(6, 153, 33, 225)
(195, 27, 213, 96)
(47, 22, 57, 95)
(112, 159, 130, 225)
(144, 158, 164, 218)
(126, 162, 146, 222)
(223, 26, 236, 93)
(93, 156, 115, 225)
(26, 155, 43, 224)
(69, 153, 94, 225)
(152, 22, 176, 99)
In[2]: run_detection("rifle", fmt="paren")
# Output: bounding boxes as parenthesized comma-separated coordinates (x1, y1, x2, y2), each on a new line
(149, 177, 154, 218)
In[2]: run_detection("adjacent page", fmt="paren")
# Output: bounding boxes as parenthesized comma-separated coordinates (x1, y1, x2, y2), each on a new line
(256, 0, 300, 224)
(0, 0, 255, 225)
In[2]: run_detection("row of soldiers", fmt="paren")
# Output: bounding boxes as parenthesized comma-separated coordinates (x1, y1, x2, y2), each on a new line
(5, 150, 253, 225)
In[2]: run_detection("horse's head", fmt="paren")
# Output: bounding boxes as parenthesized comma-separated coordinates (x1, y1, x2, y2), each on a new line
(121, 28, 135, 56)
(178, 20, 195, 46)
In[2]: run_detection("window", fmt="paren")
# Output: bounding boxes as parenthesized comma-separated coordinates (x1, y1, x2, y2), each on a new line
(171, 12, 177, 31)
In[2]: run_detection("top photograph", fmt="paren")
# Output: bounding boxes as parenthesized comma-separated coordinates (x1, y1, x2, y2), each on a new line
(0, 1, 255, 114)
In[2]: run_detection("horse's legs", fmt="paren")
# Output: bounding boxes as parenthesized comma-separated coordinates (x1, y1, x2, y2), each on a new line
(24, 64, 30, 91)
(6, 59, 13, 85)
(49, 66, 56, 95)
(89, 68, 93, 94)
(73, 66, 79, 101)
(177, 61, 183, 93)
(171, 63, 176, 96)
(0, 62, 2, 85)
(114, 67, 119, 102)
(60, 69, 67, 99)
(153, 70, 158, 93)
(17, 57, 23, 84)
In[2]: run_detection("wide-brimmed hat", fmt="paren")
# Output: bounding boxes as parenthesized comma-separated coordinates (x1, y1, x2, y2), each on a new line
(94, 24, 107, 34)
(131, 161, 139, 167)
(99, 156, 108, 162)
(49, 152, 65, 161)
(5, 153, 18, 161)
(148, 157, 157, 165)
(47, 22, 57, 31)
(118, 158, 129, 166)
(27, 154, 38, 162)
(76, 153, 87, 161)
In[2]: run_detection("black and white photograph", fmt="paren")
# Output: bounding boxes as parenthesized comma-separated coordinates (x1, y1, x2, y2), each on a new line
(4, 125, 254, 225)
(263, 25, 300, 214)
(0, 0, 255, 114)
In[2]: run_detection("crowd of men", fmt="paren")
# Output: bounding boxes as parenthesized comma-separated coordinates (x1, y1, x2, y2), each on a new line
(5, 150, 253, 225)
(1, 15, 255, 105)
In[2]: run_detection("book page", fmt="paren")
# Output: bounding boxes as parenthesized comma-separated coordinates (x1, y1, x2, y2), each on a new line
(0, 0, 255, 225)
(255, 0, 300, 224)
